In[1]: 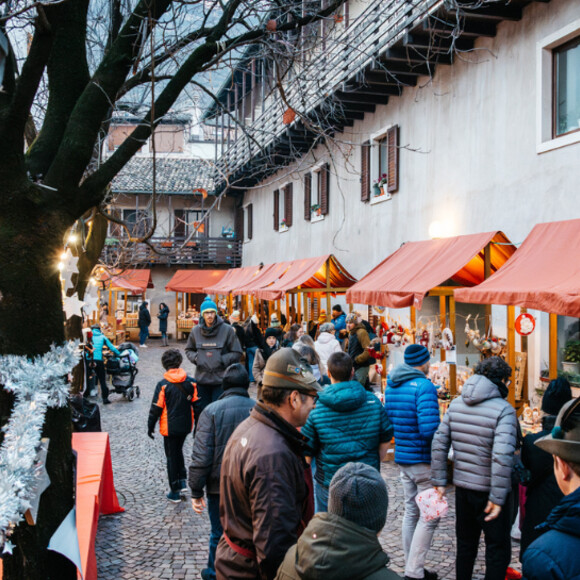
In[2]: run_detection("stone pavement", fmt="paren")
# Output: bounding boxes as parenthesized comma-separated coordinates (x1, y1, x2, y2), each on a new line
(95, 340, 523, 579)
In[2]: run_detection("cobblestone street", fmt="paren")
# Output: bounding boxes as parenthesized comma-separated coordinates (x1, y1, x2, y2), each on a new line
(95, 341, 522, 580)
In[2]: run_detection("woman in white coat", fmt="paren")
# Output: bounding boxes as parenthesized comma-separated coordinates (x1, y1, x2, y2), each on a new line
(314, 322, 342, 370)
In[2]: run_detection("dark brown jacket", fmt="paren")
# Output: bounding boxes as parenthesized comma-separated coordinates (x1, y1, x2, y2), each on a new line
(215, 403, 314, 580)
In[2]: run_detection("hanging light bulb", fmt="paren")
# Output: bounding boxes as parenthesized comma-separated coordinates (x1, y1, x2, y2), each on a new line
(60, 251, 68, 261)
(68, 233, 78, 244)
(57, 262, 65, 271)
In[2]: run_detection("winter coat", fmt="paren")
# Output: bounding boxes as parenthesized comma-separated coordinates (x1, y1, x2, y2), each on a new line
(314, 332, 342, 369)
(216, 403, 314, 580)
(157, 305, 169, 333)
(185, 315, 243, 385)
(252, 344, 280, 386)
(332, 313, 346, 334)
(384, 364, 440, 464)
(244, 319, 264, 349)
(431, 374, 517, 506)
(147, 369, 198, 437)
(188, 387, 255, 497)
(348, 324, 372, 368)
(275, 512, 401, 580)
(521, 486, 580, 580)
(520, 416, 565, 556)
(232, 322, 247, 352)
(90, 327, 120, 361)
(301, 380, 393, 487)
(138, 302, 151, 329)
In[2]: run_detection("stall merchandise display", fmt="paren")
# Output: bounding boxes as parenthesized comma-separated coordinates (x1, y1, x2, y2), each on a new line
(428, 361, 474, 398)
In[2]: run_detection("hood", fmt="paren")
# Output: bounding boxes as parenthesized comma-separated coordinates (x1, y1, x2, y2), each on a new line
(318, 380, 366, 412)
(460, 374, 502, 406)
(92, 327, 103, 336)
(316, 333, 336, 345)
(163, 368, 188, 383)
(139, 302, 148, 310)
(198, 313, 224, 336)
(349, 323, 365, 335)
(539, 486, 580, 538)
(388, 364, 427, 387)
(292, 513, 389, 580)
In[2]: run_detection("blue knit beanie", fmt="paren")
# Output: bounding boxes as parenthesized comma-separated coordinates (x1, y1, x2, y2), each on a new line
(404, 344, 430, 367)
(200, 297, 218, 315)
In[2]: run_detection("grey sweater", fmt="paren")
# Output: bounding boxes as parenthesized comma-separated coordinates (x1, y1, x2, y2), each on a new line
(431, 374, 517, 506)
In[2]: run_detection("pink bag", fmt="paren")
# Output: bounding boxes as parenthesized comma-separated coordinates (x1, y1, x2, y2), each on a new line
(415, 488, 449, 521)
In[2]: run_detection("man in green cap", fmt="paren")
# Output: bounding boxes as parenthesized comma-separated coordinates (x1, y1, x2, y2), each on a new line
(215, 348, 322, 580)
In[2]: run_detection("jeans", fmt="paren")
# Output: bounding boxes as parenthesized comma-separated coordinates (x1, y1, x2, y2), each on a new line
(194, 384, 223, 428)
(455, 487, 512, 580)
(354, 366, 369, 387)
(163, 434, 187, 492)
(246, 346, 258, 382)
(94, 360, 109, 401)
(139, 327, 149, 346)
(399, 463, 440, 579)
(314, 481, 329, 513)
(203, 493, 223, 580)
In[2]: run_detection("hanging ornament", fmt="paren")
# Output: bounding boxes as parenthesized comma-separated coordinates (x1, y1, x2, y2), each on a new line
(515, 313, 536, 336)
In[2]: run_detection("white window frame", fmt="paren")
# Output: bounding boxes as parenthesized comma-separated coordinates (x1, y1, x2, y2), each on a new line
(537, 19, 580, 154)
(369, 125, 394, 204)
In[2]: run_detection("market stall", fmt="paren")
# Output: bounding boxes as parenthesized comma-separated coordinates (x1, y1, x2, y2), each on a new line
(346, 231, 516, 398)
(455, 218, 580, 395)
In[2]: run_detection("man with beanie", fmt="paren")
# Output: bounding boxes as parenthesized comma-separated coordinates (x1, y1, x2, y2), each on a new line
(384, 344, 440, 580)
(186, 296, 243, 421)
(521, 397, 580, 580)
(302, 351, 393, 512)
(253, 327, 282, 399)
(276, 462, 402, 580)
(189, 364, 256, 580)
(346, 312, 372, 386)
(520, 377, 572, 556)
(215, 348, 321, 580)
(431, 356, 517, 580)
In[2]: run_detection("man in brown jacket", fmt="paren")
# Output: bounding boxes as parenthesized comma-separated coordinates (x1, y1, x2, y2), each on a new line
(215, 348, 322, 580)
(346, 312, 372, 386)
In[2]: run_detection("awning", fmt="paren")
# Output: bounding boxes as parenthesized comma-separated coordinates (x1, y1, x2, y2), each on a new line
(252, 255, 358, 301)
(203, 265, 263, 295)
(105, 269, 154, 293)
(232, 262, 291, 297)
(166, 269, 227, 293)
(455, 219, 580, 317)
(346, 231, 515, 309)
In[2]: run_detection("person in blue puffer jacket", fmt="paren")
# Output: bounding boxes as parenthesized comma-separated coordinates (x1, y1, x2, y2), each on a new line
(90, 324, 120, 404)
(384, 344, 440, 580)
(302, 351, 393, 513)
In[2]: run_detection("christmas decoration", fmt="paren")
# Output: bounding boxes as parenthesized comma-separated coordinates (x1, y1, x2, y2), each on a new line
(0, 341, 79, 552)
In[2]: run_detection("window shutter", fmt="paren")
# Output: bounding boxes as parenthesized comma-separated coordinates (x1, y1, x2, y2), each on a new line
(234, 206, 244, 241)
(361, 140, 370, 202)
(320, 163, 329, 215)
(304, 173, 312, 221)
(247, 203, 253, 240)
(387, 125, 399, 194)
(273, 189, 279, 231)
(284, 183, 293, 227)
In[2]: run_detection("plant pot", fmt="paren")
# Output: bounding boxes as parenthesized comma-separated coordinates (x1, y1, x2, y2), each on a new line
(372, 184, 381, 196)
(380, 185, 387, 196)
(562, 361, 580, 375)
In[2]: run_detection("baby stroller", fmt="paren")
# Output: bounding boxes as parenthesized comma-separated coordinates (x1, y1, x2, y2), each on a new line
(105, 342, 140, 401)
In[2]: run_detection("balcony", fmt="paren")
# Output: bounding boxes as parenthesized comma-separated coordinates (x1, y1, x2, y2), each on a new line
(101, 236, 242, 268)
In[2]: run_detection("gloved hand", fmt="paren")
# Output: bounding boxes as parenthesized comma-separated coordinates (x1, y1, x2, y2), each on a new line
(147, 430, 154, 440)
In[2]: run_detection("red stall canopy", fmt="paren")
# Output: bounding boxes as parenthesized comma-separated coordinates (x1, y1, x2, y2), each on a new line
(347, 231, 515, 309)
(204, 265, 263, 295)
(232, 262, 291, 297)
(166, 269, 227, 293)
(105, 269, 154, 293)
(455, 219, 580, 317)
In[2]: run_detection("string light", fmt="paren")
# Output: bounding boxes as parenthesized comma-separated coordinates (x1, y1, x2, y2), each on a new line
(67, 233, 77, 244)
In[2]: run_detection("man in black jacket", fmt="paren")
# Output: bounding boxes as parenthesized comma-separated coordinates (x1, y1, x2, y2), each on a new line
(189, 364, 255, 580)
(185, 297, 243, 421)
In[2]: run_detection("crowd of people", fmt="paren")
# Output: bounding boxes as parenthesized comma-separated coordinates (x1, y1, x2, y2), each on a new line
(95, 296, 579, 580)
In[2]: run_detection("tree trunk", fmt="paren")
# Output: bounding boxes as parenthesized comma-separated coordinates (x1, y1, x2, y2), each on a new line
(0, 179, 77, 579)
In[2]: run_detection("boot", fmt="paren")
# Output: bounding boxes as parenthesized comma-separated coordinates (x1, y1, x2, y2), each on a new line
(163, 335, 169, 347)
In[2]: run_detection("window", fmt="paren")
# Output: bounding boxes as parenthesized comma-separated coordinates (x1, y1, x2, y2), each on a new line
(123, 209, 151, 238)
(361, 125, 399, 203)
(537, 21, 580, 152)
(554, 37, 580, 138)
(304, 164, 329, 221)
(246, 203, 253, 240)
(174, 209, 207, 239)
(234, 206, 244, 241)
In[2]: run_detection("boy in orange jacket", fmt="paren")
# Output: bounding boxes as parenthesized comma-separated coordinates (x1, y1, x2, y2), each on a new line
(148, 349, 199, 502)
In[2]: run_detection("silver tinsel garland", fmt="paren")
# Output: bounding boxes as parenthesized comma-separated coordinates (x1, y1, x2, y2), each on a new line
(0, 341, 80, 552)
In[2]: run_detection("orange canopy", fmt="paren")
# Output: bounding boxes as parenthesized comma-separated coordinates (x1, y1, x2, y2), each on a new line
(346, 232, 515, 309)
(252, 255, 358, 301)
(232, 262, 291, 297)
(166, 269, 227, 293)
(455, 219, 580, 317)
(105, 269, 154, 293)
(204, 265, 263, 294)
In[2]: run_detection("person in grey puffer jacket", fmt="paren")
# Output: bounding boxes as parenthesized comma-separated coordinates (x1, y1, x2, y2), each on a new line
(431, 356, 517, 580)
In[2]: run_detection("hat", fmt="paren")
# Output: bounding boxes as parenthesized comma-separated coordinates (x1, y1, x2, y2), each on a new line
(345, 313, 358, 324)
(536, 398, 580, 463)
(264, 328, 279, 340)
(319, 322, 335, 333)
(230, 310, 241, 322)
(270, 313, 281, 327)
(200, 297, 218, 315)
(542, 377, 572, 416)
(328, 462, 388, 534)
(262, 348, 322, 393)
(404, 344, 430, 367)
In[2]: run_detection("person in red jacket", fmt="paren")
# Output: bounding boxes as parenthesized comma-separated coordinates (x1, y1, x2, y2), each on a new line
(148, 349, 199, 502)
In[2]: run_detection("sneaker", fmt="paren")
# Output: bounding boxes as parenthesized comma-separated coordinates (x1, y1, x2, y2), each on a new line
(102, 399, 111, 405)
(166, 491, 181, 503)
(90, 390, 98, 397)
(506, 568, 522, 580)
(424, 572, 438, 580)
(179, 479, 188, 492)
(140, 344, 148, 348)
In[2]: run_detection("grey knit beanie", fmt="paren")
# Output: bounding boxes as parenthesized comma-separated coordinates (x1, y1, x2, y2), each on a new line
(328, 462, 388, 533)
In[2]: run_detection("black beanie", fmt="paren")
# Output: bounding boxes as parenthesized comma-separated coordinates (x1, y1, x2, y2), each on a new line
(328, 462, 388, 534)
(542, 377, 572, 416)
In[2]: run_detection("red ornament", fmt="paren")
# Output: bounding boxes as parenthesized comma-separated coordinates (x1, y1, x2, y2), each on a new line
(515, 313, 536, 336)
